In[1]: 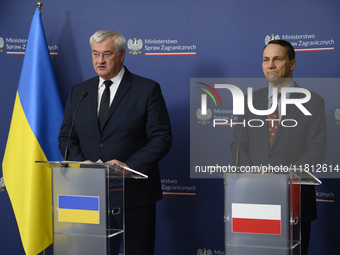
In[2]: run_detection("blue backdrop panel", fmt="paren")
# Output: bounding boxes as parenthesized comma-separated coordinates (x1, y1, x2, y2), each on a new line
(0, 1, 339, 254)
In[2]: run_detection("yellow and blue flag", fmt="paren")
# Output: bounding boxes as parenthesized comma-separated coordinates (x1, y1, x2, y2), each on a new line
(2, 7, 63, 255)
(58, 195, 100, 224)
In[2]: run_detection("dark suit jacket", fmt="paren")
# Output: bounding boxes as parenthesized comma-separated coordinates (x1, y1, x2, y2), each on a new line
(230, 82, 327, 222)
(58, 67, 172, 208)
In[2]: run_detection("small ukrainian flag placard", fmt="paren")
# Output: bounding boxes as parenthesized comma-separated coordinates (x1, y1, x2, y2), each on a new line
(58, 195, 100, 224)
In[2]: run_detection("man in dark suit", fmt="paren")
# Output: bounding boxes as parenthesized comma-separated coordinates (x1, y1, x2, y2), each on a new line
(58, 30, 172, 255)
(230, 40, 327, 255)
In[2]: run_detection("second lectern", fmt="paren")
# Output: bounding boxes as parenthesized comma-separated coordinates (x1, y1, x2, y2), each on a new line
(224, 169, 321, 255)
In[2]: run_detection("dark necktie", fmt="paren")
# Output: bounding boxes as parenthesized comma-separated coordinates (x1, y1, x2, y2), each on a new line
(268, 92, 281, 147)
(98, 80, 113, 130)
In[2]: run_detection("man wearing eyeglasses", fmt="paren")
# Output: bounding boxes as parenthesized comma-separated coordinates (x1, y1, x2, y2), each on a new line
(58, 30, 172, 255)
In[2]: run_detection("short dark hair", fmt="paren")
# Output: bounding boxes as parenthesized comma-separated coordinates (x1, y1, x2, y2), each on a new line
(265, 40, 295, 61)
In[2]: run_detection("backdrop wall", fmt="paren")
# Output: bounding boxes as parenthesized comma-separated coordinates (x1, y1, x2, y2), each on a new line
(0, 1, 339, 254)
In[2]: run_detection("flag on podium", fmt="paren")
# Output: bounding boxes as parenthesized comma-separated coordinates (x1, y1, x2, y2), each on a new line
(2, 6, 63, 255)
(232, 203, 281, 235)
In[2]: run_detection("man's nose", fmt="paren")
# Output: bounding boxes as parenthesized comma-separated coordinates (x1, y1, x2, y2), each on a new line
(268, 60, 275, 68)
(97, 54, 106, 63)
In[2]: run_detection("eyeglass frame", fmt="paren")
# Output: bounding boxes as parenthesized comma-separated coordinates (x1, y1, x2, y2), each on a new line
(92, 51, 117, 60)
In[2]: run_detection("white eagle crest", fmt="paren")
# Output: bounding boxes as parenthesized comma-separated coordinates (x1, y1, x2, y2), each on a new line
(265, 34, 281, 45)
(196, 108, 212, 125)
(0, 177, 5, 191)
(335, 108, 340, 124)
(0, 37, 4, 52)
(197, 248, 213, 255)
(128, 38, 143, 55)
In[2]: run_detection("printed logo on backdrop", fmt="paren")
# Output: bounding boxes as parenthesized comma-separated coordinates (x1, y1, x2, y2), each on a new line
(197, 248, 212, 255)
(0, 37, 4, 52)
(128, 37, 196, 56)
(197, 248, 224, 255)
(0, 176, 5, 192)
(127, 38, 143, 55)
(316, 189, 335, 203)
(265, 34, 280, 45)
(144, 38, 196, 56)
(0, 36, 58, 55)
(335, 109, 340, 125)
(161, 179, 196, 196)
(264, 32, 335, 52)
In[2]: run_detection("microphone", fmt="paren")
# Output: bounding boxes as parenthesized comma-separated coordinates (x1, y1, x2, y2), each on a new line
(64, 91, 88, 160)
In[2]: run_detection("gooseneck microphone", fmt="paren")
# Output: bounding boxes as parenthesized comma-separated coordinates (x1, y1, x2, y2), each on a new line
(64, 91, 88, 161)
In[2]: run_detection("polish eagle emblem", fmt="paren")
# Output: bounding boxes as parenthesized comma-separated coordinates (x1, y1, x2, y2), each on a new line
(0, 37, 4, 52)
(265, 34, 281, 45)
(196, 108, 212, 125)
(197, 248, 212, 255)
(335, 108, 340, 125)
(127, 38, 143, 55)
(0, 177, 5, 192)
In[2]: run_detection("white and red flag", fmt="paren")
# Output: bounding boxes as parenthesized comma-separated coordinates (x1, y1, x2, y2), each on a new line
(232, 203, 281, 235)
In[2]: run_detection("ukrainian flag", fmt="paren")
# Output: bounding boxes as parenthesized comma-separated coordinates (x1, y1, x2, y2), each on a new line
(2, 7, 63, 255)
(58, 195, 100, 224)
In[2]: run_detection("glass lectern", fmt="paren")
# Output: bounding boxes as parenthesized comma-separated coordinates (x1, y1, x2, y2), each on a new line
(224, 168, 321, 255)
(37, 161, 147, 255)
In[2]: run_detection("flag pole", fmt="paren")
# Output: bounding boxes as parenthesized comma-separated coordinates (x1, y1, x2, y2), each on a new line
(38, 3, 45, 255)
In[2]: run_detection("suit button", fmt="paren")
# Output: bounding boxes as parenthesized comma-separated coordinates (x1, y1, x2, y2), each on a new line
(99, 143, 104, 147)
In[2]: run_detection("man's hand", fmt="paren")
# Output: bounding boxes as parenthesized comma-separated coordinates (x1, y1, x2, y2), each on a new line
(106, 159, 128, 168)
(106, 159, 132, 176)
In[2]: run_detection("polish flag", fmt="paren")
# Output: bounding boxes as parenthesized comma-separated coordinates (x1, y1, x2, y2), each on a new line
(232, 203, 281, 235)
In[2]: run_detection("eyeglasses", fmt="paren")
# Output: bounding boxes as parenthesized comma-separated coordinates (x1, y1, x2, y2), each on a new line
(92, 52, 114, 60)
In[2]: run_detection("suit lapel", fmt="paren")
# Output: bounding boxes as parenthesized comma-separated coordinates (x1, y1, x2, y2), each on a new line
(86, 77, 101, 132)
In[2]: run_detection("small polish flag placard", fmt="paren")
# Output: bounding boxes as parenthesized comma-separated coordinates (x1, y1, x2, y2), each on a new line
(232, 203, 281, 235)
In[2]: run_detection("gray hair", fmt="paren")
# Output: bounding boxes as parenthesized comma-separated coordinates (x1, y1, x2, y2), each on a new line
(89, 30, 126, 56)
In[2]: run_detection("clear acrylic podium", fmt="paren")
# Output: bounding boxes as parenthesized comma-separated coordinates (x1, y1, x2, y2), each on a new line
(36, 161, 147, 255)
(224, 168, 321, 255)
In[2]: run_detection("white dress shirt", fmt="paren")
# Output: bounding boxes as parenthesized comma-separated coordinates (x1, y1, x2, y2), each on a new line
(97, 67, 125, 115)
